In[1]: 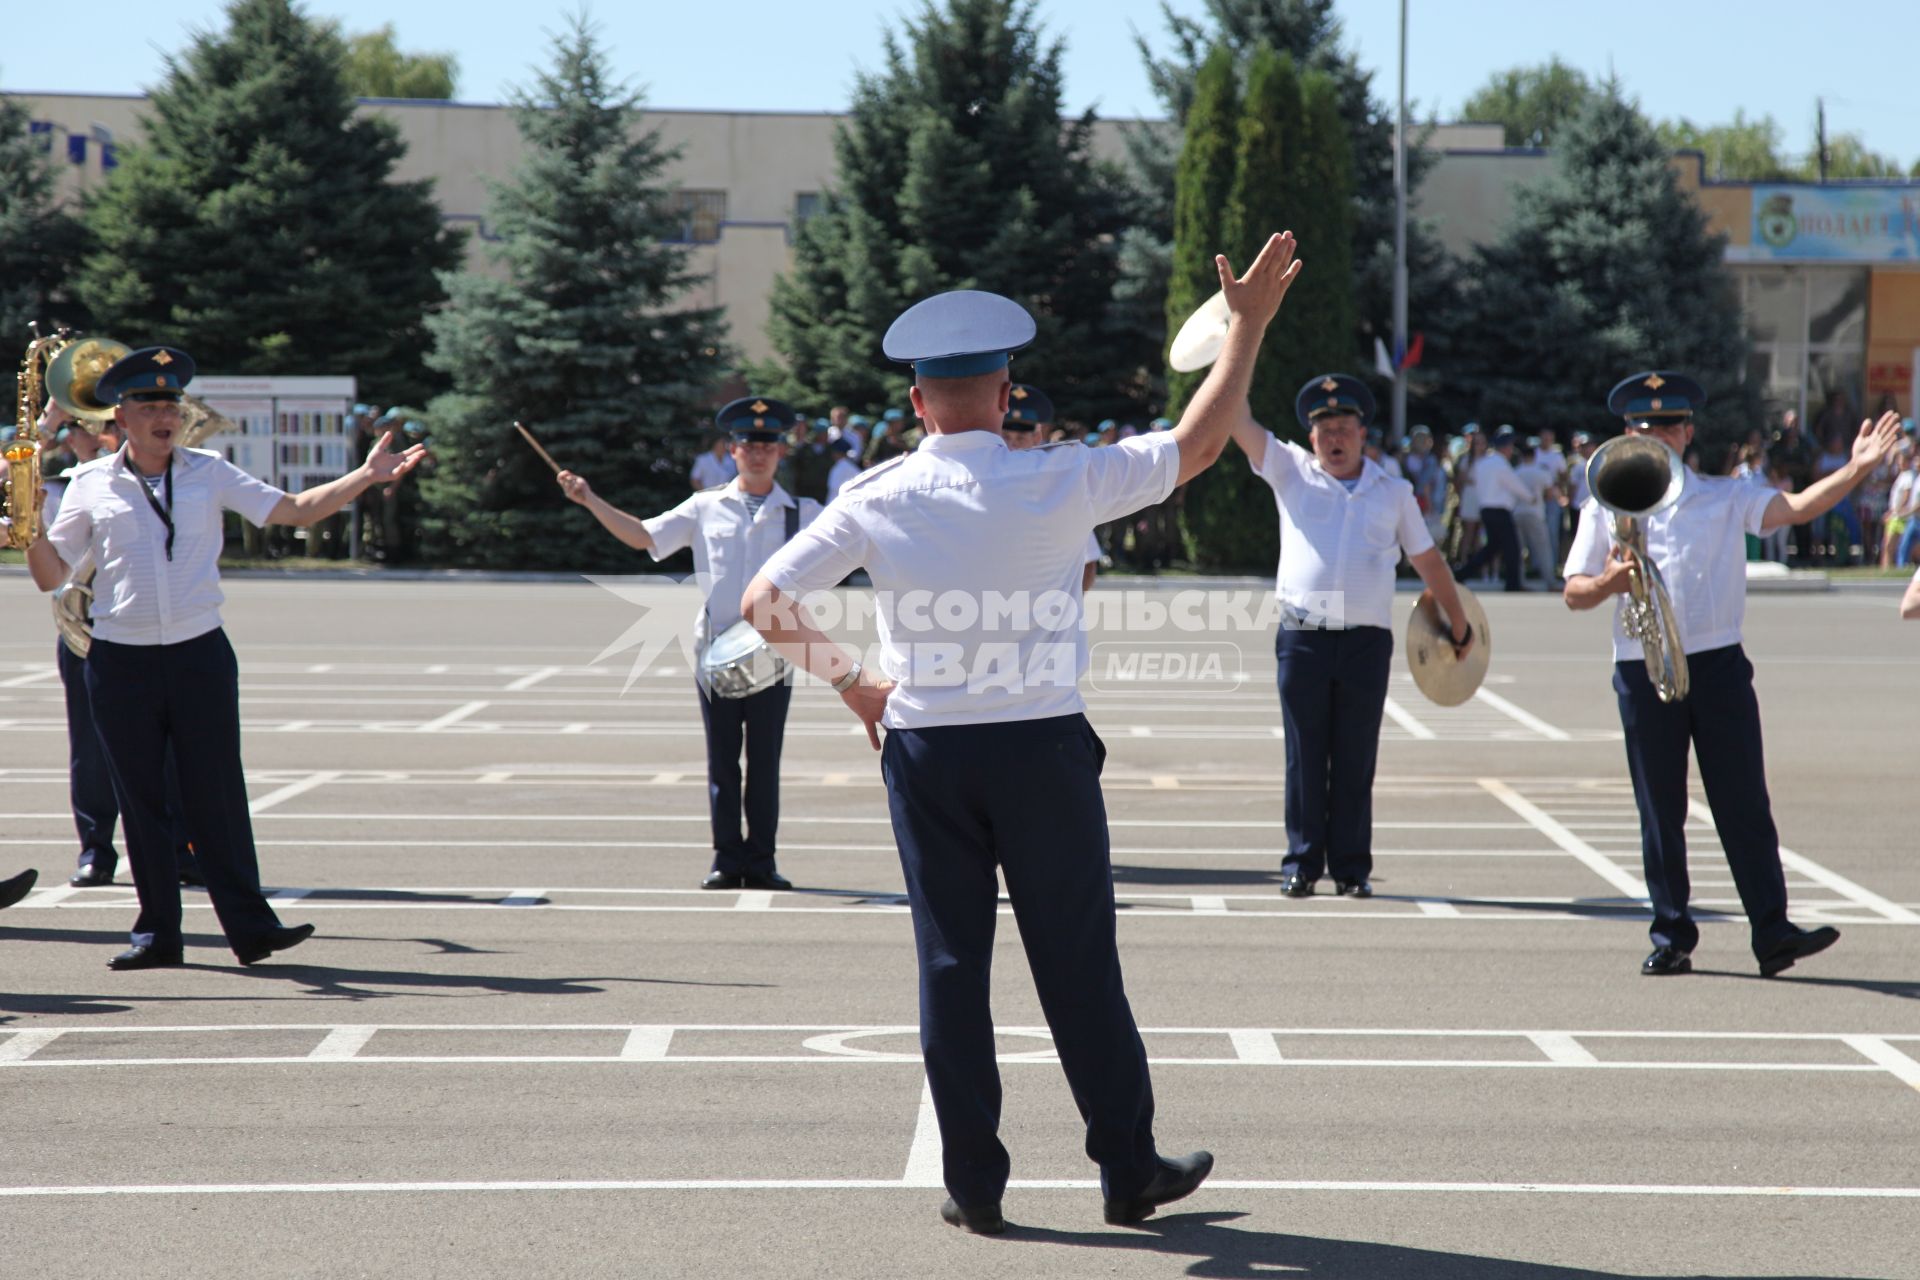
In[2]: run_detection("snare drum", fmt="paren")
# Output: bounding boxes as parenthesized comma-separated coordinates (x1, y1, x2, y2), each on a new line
(699, 618, 789, 699)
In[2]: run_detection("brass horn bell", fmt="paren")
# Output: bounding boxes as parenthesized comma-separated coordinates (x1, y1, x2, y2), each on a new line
(47, 335, 133, 427)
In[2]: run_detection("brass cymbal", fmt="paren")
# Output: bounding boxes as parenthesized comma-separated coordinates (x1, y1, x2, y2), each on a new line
(1168, 289, 1230, 373)
(1405, 584, 1491, 707)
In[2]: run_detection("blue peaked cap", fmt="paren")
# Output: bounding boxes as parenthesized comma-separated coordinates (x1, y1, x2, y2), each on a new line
(883, 290, 1035, 379)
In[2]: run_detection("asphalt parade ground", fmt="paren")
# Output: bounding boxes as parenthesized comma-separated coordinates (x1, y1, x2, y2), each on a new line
(2, 575, 1917, 1279)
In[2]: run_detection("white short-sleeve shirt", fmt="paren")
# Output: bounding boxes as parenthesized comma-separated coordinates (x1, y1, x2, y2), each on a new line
(1565, 472, 1777, 660)
(45, 446, 285, 646)
(1471, 451, 1531, 511)
(1251, 435, 1433, 630)
(760, 430, 1180, 729)
(643, 479, 820, 654)
(690, 451, 737, 491)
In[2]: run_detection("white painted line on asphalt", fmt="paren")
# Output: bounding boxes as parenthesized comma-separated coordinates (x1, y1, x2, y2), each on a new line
(1381, 696, 1437, 741)
(1478, 779, 1649, 899)
(0, 669, 58, 688)
(0, 838, 1593, 858)
(620, 1028, 674, 1061)
(733, 891, 774, 911)
(276, 721, 313, 732)
(1416, 900, 1463, 917)
(503, 667, 562, 692)
(475, 772, 510, 786)
(1843, 1036, 1920, 1096)
(901, 1078, 943, 1188)
(22, 884, 83, 908)
(1129, 725, 1153, 737)
(307, 1027, 376, 1061)
(415, 701, 489, 733)
(561, 723, 590, 734)
(1150, 775, 1180, 789)
(267, 888, 311, 903)
(1228, 1030, 1284, 1063)
(651, 772, 684, 785)
(0, 810, 1534, 832)
(1528, 1033, 1599, 1066)
(4, 1177, 1919, 1199)
(1679, 798, 1919, 924)
(498, 889, 545, 907)
(0, 1031, 63, 1062)
(425, 664, 450, 675)
(1189, 895, 1229, 914)
(1472, 689, 1571, 741)
(305, 664, 334, 675)
(248, 771, 345, 815)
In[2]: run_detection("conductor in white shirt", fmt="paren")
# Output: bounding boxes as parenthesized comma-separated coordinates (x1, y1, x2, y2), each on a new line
(24, 346, 425, 970)
(741, 233, 1304, 1234)
(1565, 370, 1902, 977)
(1233, 374, 1475, 898)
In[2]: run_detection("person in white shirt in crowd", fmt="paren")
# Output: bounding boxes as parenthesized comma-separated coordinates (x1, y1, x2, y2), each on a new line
(1401, 425, 1450, 547)
(825, 436, 862, 503)
(1566, 431, 1596, 508)
(690, 432, 738, 492)
(559, 397, 821, 892)
(25, 346, 422, 970)
(1879, 437, 1919, 567)
(1565, 370, 1902, 978)
(836, 410, 869, 460)
(1234, 374, 1475, 899)
(1511, 436, 1566, 587)
(1534, 427, 1570, 544)
(1454, 428, 1530, 591)
(1363, 428, 1403, 480)
(741, 235, 1302, 1235)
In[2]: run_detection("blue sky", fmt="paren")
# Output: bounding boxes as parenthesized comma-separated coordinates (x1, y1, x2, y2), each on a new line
(7, 0, 1917, 169)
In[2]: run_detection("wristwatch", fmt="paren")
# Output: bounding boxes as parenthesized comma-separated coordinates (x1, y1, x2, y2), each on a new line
(832, 661, 863, 694)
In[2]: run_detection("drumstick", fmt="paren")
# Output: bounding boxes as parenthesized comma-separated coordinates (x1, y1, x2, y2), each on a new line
(512, 421, 563, 475)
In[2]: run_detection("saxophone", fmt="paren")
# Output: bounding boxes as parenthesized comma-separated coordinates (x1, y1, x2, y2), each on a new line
(1586, 433, 1690, 703)
(5, 324, 72, 550)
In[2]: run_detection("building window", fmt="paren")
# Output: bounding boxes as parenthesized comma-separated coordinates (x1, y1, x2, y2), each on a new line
(1739, 265, 1869, 430)
(795, 191, 822, 222)
(666, 190, 727, 243)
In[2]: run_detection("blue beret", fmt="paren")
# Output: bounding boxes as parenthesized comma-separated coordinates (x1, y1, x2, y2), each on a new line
(848, 414, 870, 428)
(1293, 373, 1375, 430)
(1150, 417, 1173, 431)
(1409, 424, 1432, 437)
(883, 290, 1035, 379)
(883, 408, 906, 422)
(715, 396, 797, 441)
(95, 346, 194, 405)
(1004, 384, 1054, 427)
(1608, 371, 1705, 421)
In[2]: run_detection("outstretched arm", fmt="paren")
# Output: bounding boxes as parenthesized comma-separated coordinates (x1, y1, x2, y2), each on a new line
(267, 431, 426, 527)
(557, 470, 655, 552)
(1761, 412, 1901, 532)
(1170, 232, 1303, 486)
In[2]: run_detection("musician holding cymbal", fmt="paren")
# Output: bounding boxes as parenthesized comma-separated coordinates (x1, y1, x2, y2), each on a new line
(1227, 373, 1476, 900)
(556, 398, 821, 891)
(1564, 371, 1902, 977)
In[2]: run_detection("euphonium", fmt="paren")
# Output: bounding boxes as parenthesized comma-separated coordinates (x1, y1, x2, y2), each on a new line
(6, 324, 72, 550)
(1587, 433, 1689, 703)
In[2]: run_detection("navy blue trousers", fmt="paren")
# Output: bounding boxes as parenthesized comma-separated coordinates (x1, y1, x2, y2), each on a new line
(881, 713, 1159, 1208)
(1275, 626, 1393, 882)
(1459, 507, 1524, 591)
(84, 630, 283, 954)
(59, 641, 198, 879)
(1614, 644, 1792, 958)
(697, 679, 792, 877)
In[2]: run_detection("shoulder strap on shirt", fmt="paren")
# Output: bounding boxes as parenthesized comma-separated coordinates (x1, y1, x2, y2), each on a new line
(785, 501, 799, 542)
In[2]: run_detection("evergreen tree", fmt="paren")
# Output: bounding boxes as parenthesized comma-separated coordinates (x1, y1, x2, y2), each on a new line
(759, 0, 1147, 425)
(73, 0, 460, 405)
(1162, 45, 1238, 421)
(1129, 0, 1457, 411)
(1452, 86, 1751, 457)
(339, 24, 459, 100)
(0, 96, 90, 409)
(417, 16, 729, 571)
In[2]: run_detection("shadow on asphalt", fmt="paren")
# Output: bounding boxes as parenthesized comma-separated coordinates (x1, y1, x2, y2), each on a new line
(1113, 864, 1284, 887)
(1003, 1210, 1852, 1278)
(1694, 968, 1920, 1001)
(228, 959, 776, 1002)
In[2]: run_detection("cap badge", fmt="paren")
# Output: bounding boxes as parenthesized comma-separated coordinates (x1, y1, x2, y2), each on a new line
(1650, 398, 1663, 411)
(151, 351, 174, 367)
(750, 400, 768, 414)
(1319, 377, 1339, 392)
(1644, 373, 1666, 390)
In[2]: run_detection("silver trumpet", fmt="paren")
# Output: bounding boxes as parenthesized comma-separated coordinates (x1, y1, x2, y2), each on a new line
(1587, 433, 1689, 703)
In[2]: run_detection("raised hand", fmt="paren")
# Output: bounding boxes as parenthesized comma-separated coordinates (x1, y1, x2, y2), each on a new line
(364, 430, 427, 485)
(1214, 231, 1303, 330)
(557, 470, 594, 505)
(1851, 411, 1904, 470)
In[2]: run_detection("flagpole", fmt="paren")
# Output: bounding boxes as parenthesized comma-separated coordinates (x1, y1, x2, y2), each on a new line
(1391, 0, 1409, 445)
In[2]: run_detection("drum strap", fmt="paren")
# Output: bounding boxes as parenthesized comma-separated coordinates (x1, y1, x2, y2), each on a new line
(785, 503, 799, 542)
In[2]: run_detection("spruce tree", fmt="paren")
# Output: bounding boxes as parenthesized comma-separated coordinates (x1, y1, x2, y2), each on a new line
(1452, 85, 1751, 455)
(73, 0, 459, 404)
(1163, 45, 1239, 421)
(417, 16, 729, 572)
(0, 96, 90, 408)
(759, 0, 1146, 425)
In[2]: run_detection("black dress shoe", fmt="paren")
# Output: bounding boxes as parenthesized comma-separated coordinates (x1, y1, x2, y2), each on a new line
(1640, 945, 1692, 976)
(939, 1196, 1005, 1235)
(233, 923, 315, 967)
(69, 864, 114, 888)
(1759, 926, 1840, 978)
(1278, 875, 1315, 898)
(1333, 879, 1373, 898)
(178, 866, 207, 888)
(0, 868, 39, 911)
(1104, 1151, 1213, 1225)
(107, 944, 184, 970)
(700, 870, 744, 891)
(740, 871, 793, 891)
